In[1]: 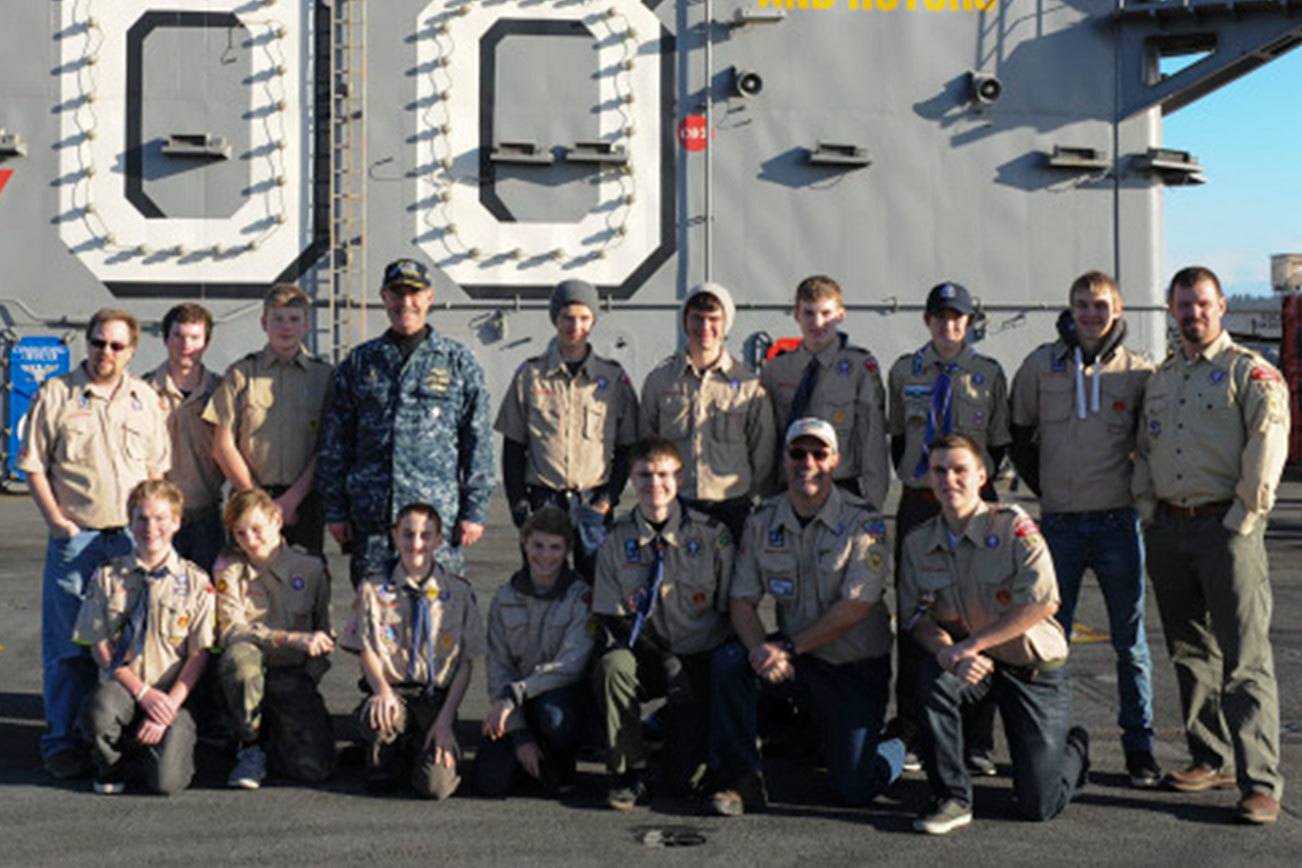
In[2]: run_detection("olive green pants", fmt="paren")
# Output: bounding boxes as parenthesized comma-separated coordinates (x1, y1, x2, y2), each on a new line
(355, 686, 460, 800)
(217, 641, 335, 783)
(1145, 510, 1282, 799)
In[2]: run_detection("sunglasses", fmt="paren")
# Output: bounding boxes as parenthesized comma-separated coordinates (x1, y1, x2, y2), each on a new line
(787, 446, 830, 462)
(89, 338, 130, 352)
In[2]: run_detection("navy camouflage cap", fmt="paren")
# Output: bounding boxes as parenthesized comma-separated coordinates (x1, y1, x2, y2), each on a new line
(382, 258, 432, 292)
(925, 281, 974, 316)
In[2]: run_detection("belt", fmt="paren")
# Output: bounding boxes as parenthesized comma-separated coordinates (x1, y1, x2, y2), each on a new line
(901, 487, 938, 503)
(528, 485, 587, 503)
(85, 525, 125, 534)
(1158, 499, 1232, 519)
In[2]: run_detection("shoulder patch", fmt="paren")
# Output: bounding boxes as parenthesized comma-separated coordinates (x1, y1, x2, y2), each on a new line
(1250, 366, 1281, 383)
(1013, 517, 1040, 539)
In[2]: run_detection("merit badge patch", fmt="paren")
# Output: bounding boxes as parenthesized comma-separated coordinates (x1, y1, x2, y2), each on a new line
(426, 586, 440, 601)
(767, 577, 796, 597)
(216, 579, 228, 594)
(440, 632, 455, 651)
(382, 625, 398, 645)
(176, 615, 189, 629)
(864, 518, 887, 536)
(868, 552, 884, 571)
(625, 539, 641, 562)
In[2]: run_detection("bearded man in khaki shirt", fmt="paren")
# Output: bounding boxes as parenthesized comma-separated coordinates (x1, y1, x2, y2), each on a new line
(18, 308, 170, 778)
(1134, 266, 1289, 825)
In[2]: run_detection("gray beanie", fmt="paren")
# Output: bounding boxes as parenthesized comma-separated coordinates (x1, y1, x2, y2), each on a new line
(682, 282, 736, 335)
(549, 279, 600, 324)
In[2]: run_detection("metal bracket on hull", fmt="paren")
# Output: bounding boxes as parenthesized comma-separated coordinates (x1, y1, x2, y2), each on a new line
(1115, 0, 1302, 117)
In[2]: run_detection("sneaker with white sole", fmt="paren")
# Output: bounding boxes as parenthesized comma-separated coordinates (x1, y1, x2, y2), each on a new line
(914, 797, 973, 835)
(228, 744, 267, 790)
(93, 767, 126, 795)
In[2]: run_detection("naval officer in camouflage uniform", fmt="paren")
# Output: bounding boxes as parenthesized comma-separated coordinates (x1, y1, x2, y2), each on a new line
(640, 282, 776, 541)
(709, 418, 904, 815)
(902, 433, 1088, 835)
(495, 278, 639, 579)
(18, 308, 171, 778)
(1009, 271, 1159, 788)
(760, 275, 890, 509)
(1133, 266, 1290, 825)
(317, 259, 495, 586)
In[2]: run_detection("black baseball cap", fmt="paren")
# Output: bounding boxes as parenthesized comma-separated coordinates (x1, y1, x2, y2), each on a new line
(382, 258, 431, 292)
(925, 282, 974, 316)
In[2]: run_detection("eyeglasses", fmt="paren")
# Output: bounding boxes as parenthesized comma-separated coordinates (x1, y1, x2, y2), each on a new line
(787, 446, 830, 462)
(89, 338, 130, 353)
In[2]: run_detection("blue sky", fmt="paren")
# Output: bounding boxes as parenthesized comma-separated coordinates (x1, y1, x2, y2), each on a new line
(1163, 48, 1302, 297)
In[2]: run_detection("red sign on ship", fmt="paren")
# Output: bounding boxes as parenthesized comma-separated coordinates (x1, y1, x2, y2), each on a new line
(677, 114, 709, 152)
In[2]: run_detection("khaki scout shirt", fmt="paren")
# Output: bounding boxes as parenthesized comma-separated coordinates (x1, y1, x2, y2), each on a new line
(201, 345, 333, 487)
(73, 550, 215, 690)
(340, 563, 486, 689)
(17, 366, 170, 529)
(214, 544, 332, 667)
(146, 363, 224, 518)
(888, 343, 1010, 489)
(485, 570, 593, 732)
(731, 486, 892, 664)
(1010, 340, 1152, 514)
(761, 339, 890, 509)
(900, 504, 1067, 667)
(494, 339, 639, 492)
(592, 500, 735, 656)
(640, 350, 776, 501)
(1133, 329, 1290, 535)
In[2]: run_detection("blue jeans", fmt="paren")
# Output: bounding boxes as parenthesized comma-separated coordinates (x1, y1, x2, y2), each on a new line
(474, 684, 586, 797)
(710, 641, 893, 805)
(41, 529, 132, 758)
(1040, 508, 1154, 753)
(918, 656, 1085, 820)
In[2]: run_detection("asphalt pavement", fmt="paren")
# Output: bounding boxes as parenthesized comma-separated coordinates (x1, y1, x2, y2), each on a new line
(1, 480, 1299, 866)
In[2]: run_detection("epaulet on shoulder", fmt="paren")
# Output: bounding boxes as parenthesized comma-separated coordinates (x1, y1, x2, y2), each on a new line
(773, 345, 797, 360)
(681, 503, 718, 528)
(755, 493, 783, 513)
(610, 508, 637, 529)
(242, 351, 260, 362)
(993, 502, 1028, 520)
(840, 341, 871, 357)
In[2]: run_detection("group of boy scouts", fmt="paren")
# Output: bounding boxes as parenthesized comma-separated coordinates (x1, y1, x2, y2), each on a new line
(18, 257, 1288, 831)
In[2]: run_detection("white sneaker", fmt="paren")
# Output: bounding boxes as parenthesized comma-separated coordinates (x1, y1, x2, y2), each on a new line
(228, 744, 267, 790)
(913, 798, 973, 835)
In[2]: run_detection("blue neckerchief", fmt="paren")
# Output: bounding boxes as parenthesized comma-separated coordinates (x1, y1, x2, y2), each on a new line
(627, 538, 666, 648)
(110, 566, 169, 672)
(914, 360, 959, 479)
(405, 584, 438, 693)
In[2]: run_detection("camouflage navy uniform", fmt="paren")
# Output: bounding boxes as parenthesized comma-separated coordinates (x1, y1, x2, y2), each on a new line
(317, 327, 495, 585)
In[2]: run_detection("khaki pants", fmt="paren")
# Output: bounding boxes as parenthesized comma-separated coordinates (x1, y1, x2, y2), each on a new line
(1145, 508, 1282, 799)
(217, 641, 335, 783)
(356, 687, 460, 800)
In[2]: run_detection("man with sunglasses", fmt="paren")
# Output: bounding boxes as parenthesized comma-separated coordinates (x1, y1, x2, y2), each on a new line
(709, 418, 904, 815)
(17, 308, 171, 780)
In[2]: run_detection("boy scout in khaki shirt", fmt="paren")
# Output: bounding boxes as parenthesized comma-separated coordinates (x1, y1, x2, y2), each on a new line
(477, 508, 594, 797)
(901, 434, 1087, 835)
(215, 489, 335, 790)
(147, 303, 224, 572)
(18, 308, 170, 778)
(75, 480, 214, 795)
(1009, 271, 1159, 788)
(710, 418, 903, 816)
(1133, 267, 1289, 825)
(496, 279, 639, 578)
(204, 284, 332, 553)
(591, 437, 735, 810)
(761, 275, 889, 509)
(340, 503, 486, 799)
(886, 281, 1007, 768)
(640, 282, 776, 541)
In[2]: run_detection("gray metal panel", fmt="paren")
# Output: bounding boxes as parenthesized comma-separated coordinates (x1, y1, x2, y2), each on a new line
(139, 21, 252, 219)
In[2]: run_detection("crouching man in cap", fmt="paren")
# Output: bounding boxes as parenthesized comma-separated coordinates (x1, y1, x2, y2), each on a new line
(709, 417, 904, 815)
(902, 433, 1088, 835)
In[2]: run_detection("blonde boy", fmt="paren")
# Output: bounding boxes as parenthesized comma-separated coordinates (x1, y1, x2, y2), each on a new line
(75, 480, 214, 795)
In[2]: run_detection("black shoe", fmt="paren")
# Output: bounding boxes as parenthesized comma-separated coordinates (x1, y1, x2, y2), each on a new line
(606, 770, 650, 811)
(1067, 726, 1091, 789)
(965, 752, 998, 777)
(93, 765, 127, 795)
(44, 747, 93, 780)
(1125, 750, 1161, 789)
